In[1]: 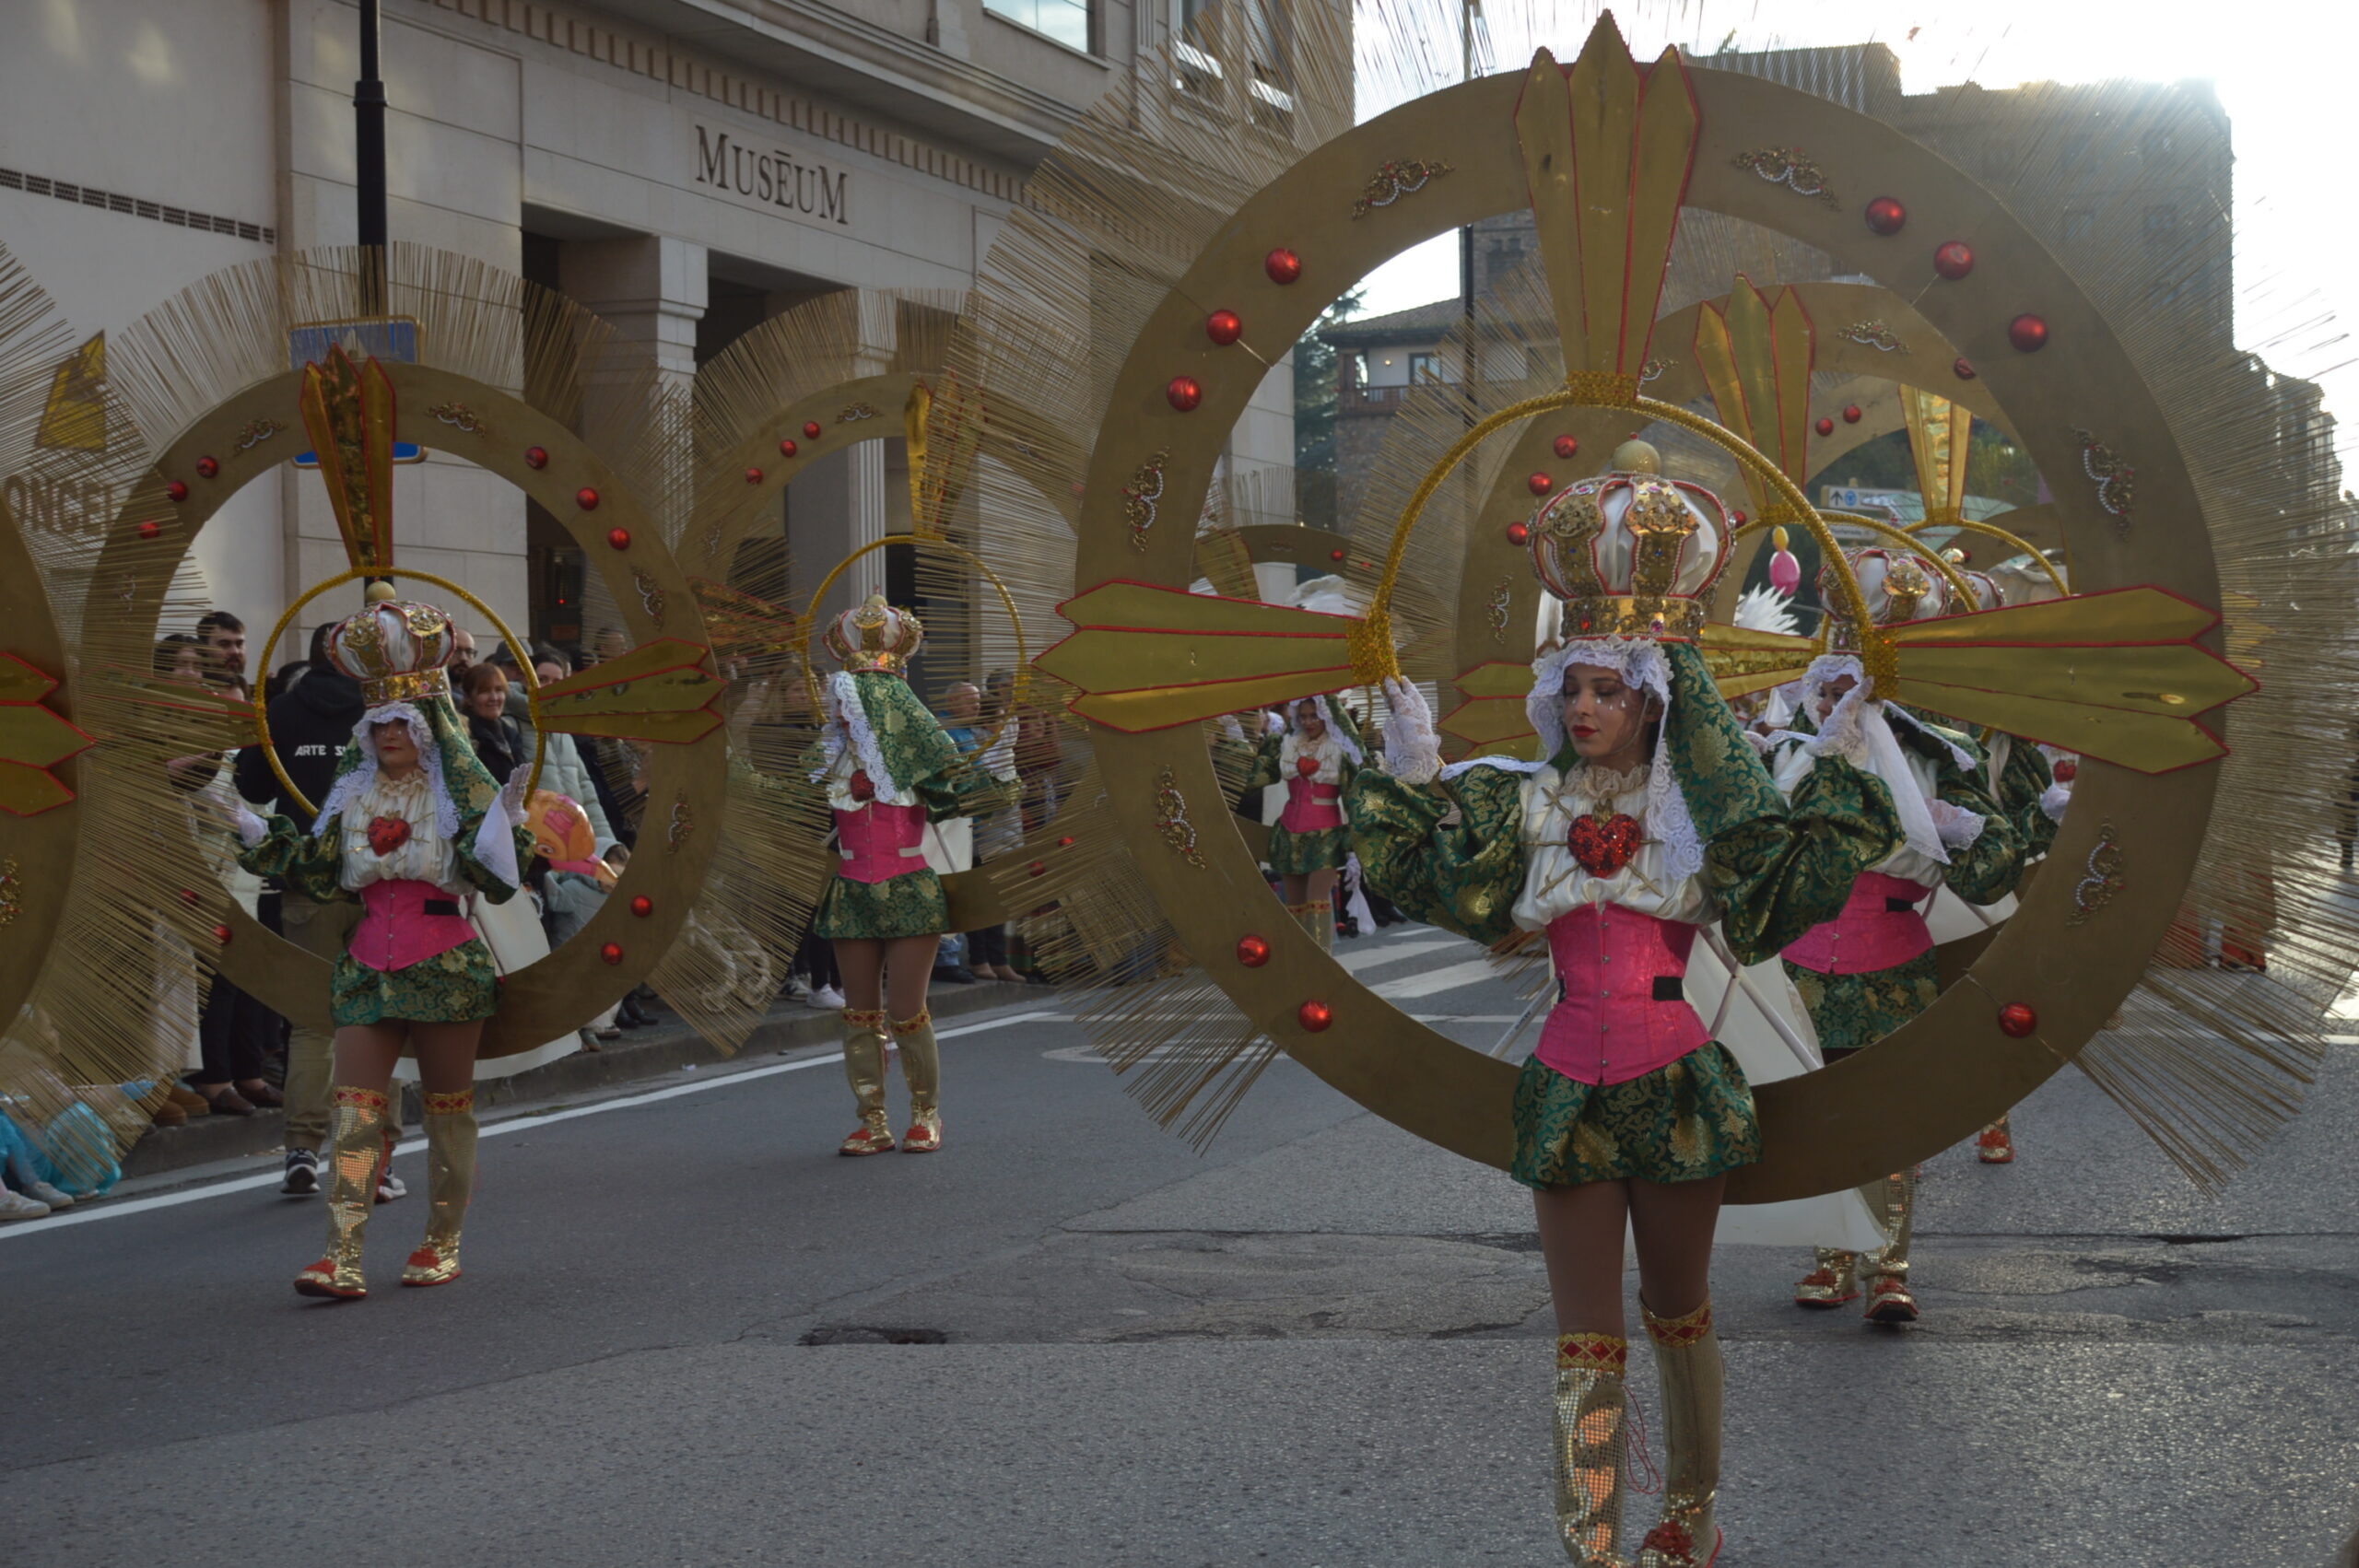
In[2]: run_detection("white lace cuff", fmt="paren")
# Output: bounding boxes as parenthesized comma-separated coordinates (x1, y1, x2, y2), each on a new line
(233, 805, 269, 848)
(1379, 678, 1442, 786)
(2040, 782, 2072, 825)
(1930, 797, 1986, 850)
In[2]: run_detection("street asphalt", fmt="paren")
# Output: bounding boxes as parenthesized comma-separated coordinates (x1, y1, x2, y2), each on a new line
(2, 921, 2353, 1566)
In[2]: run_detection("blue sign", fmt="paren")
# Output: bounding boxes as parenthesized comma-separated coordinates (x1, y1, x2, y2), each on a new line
(287, 316, 420, 371)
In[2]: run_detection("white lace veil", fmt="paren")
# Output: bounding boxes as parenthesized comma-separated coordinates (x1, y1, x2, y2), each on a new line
(1520, 638, 1705, 886)
(311, 701, 462, 841)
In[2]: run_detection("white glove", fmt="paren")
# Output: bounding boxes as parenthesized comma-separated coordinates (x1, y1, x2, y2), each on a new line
(232, 803, 269, 848)
(1379, 677, 1442, 786)
(980, 730, 1017, 781)
(499, 768, 530, 822)
(2040, 781, 2072, 825)
(1217, 713, 1246, 743)
(1929, 796, 1986, 850)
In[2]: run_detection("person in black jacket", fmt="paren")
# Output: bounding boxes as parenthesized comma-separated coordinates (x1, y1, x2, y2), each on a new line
(458, 662, 526, 783)
(234, 623, 404, 1202)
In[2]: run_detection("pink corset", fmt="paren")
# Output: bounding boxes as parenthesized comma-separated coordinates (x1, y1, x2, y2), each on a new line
(1280, 777, 1344, 834)
(1781, 872, 1933, 976)
(836, 803, 929, 883)
(348, 878, 479, 974)
(1533, 905, 1712, 1086)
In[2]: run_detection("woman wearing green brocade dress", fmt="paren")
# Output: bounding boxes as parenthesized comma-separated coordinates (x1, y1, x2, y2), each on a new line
(1348, 445, 1906, 1568)
(1238, 694, 1364, 948)
(812, 595, 1015, 1156)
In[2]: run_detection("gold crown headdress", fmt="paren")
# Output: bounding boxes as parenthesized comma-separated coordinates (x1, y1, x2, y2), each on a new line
(820, 592, 925, 675)
(1819, 546, 1954, 652)
(322, 590, 459, 707)
(1526, 439, 1731, 640)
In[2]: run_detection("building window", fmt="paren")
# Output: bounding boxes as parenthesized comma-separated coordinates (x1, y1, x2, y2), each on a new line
(1408, 352, 1443, 383)
(989, 0, 1091, 53)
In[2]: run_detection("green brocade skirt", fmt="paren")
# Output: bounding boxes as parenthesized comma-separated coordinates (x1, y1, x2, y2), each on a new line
(1782, 952, 1942, 1056)
(1509, 1045, 1763, 1190)
(1266, 823, 1349, 875)
(331, 941, 499, 1027)
(816, 868, 951, 941)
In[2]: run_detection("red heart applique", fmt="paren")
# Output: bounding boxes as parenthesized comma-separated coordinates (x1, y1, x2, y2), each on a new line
(366, 815, 412, 856)
(1567, 812, 1642, 876)
(1295, 755, 1320, 778)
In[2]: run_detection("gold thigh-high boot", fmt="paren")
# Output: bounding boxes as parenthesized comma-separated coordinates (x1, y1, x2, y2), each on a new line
(1863, 1166, 1919, 1323)
(1552, 1332, 1632, 1565)
(402, 1089, 477, 1287)
(838, 1008, 895, 1155)
(295, 1087, 386, 1300)
(1637, 1300, 1723, 1568)
(1288, 899, 1334, 953)
(893, 1008, 943, 1153)
(1791, 1246, 1860, 1308)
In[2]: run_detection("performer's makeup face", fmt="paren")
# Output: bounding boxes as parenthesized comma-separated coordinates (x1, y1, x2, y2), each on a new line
(1561, 664, 1655, 766)
(1814, 673, 1859, 722)
(1294, 700, 1326, 742)
(372, 720, 420, 774)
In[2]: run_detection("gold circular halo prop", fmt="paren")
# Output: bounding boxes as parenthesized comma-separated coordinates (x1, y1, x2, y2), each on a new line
(99, 358, 728, 1052)
(801, 532, 1030, 759)
(252, 566, 546, 822)
(1904, 514, 2072, 598)
(1063, 60, 2226, 1201)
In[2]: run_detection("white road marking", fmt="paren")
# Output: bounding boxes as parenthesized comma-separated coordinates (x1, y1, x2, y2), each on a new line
(1369, 958, 1504, 1000)
(1332, 935, 1465, 973)
(1042, 1014, 1525, 1062)
(0, 1009, 1063, 1240)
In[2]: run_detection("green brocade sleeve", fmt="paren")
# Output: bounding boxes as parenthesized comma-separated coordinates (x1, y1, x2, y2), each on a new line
(1346, 764, 1528, 949)
(1934, 757, 2025, 906)
(1238, 731, 1282, 794)
(236, 815, 346, 906)
(915, 762, 1018, 823)
(1997, 739, 2058, 861)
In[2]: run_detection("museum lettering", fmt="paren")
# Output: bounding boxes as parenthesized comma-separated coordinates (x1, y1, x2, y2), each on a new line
(694, 125, 850, 227)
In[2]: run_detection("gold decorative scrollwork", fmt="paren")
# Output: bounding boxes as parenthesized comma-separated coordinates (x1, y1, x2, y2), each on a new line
(838, 403, 880, 423)
(426, 402, 489, 435)
(667, 797, 695, 852)
(1122, 448, 1169, 553)
(1733, 146, 1839, 207)
(1485, 577, 1512, 644)
(2072, 428, 2136, 533)
(633, 568, 667, 627)
(232, 417, 285, 451)
(1836, 321, 1907, 354)
(1349, 158, 1455, 219)
(0, 857, 19, 927)
(1154, 766, 1206, 868)
(2069, 820, 2125, 927)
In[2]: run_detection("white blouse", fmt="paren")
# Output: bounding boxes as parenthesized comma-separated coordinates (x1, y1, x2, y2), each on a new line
(1510, 762, 1718, 932)
(336, 770, 462, 895)
(1772, 740, 1947, 890)
(823, 728, 921, 811)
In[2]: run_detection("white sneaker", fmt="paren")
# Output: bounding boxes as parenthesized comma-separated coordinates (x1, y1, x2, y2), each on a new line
(376, 1168, 407, 1204)
(0, 1188, 50, 1221)
(808, 985, 846, 1010)
(786, 977, 812, 1001)
(22, 1180, 71, 1209)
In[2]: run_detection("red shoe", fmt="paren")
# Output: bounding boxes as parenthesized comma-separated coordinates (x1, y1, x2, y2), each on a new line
(1637, 1519, 1721, 1566)
(1977, 1124, 2015, 1164)
(900, 1108, 942, 1153)
(293, 1258, 366, 1300)
(1863, 1273, 1919, 1325)
(402, 1245, 463, 1287)
(839, 1121, 896, 1156)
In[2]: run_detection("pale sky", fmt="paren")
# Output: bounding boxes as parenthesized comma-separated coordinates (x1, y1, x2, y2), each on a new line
(1356, 0, 2359, 443)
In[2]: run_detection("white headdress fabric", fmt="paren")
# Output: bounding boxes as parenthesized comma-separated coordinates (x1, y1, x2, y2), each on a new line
(1779, 653, 1954, 866)
(312, 701, 461, 843)
(1282, 694, 1363, 767)
(812, 671, 899, 798)
(1522, 638, 1704, 887)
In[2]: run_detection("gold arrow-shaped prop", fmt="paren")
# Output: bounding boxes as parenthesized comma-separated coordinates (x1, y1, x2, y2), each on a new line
(0, 651, 93, 816)
(534, 638, 725, 744)
(1439, 661, 1542, 758)
(1037, 580, 1371, 732)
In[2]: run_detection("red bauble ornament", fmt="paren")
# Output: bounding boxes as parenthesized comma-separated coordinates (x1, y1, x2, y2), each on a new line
(1329, 547, 1345, 562)
(778, 438, 798, 458)
(137, 521, 160, 541)
(745, 467, 763, 484)
(1814, 416, 1836, 437)
(1553, 434, 1580, 460)
(1731, 509, 1749, 526)
(1264, 247, 1303, 285)
(213, 923, 233, 944)
(1527, 472, 1554, 497)
(600, 941, 625, 965)
(1205, 309, 1243, 345)
(180, 887, 201, 907)
(1842, 404, 1862, 424)
(1865, 196, 1907, 236)
(2052, 758, 2079, 783)
(1506, 521, 1530, 546)
(194, 456, 220, 479)
(1296, 755, 1320, 778)
(365, 816, 413, 856)
(803, 420, 823, 439)
(1567, 813, 1643, 877)
(575, 486, 601, 510)
(1236, 933, 1272, 968)
(1057, 836, 1075, 848)
(166, 479, 190, 502)
(523, 445, 549, 469)
(605, 526, 631, 551)
(2008, 313, 2050, 353)
(630, 895, 654, 918)
(1998, 1002, 2038, 1037)
(1027, 860, 1047, 878)
(1167, 375, 1203, 412)
(848, 768, 875, 802)
(1953, 357, 1978, 380)
(1297, 999, 1333, 1033)
(1933, 241, 1975, 280)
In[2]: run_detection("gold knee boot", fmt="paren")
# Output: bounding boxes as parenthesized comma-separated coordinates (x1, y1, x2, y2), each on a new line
(1288, 899, 1334, 953)
(1637, 1300, 1723, 1568)
(893, 1008, 943, 1153)
(1863, 1166, 1919, 1323)
(295, 1087, 385, 1300)
(403, 1089, 477, 1287)
(1791, 1246, 1860, 1308)
(838, 1008, 895, 1155)
(1552, 1332, 1631, 1565)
